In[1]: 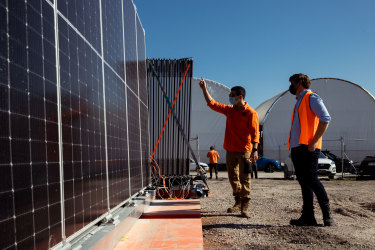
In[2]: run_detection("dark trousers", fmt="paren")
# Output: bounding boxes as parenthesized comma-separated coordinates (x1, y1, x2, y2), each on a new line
(209, 163, 218, 178)
(291, 145, 329, 213)
(251, 163, 258, 179)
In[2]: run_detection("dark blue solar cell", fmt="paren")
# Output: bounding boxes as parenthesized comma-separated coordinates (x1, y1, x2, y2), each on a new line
(31, 141, 46, 163)
(42, 21, 55, 45)
(0, 111, 9, 139)
(31, 163, 47, 187)
(0, 83, 8, 111)
(10, 114, 29, 139)
(44, 61, 56, 83)
(0, 164, 12, 192)
(13, 164, 32, 190)
(14, 188, 32, 215)
(11, 139, 30, 164)
(27, 6, 42, 34)
(9, 39, 27, 68)
(0, 218, 15, 249)
(10, 63, 28, 91)
(34, 206, 49, 231)
(43, 40, 56, 65)
(30, 118, 45, 141)
(57, 0, 68, 21)
(28, 50, 44, 77)
(27, 27, 43, 54)
(0, 32, 7, 60)
(0, 192, 14, 221)
(10, 88, 29, 116)
(29, 94, 45, 120)
(0, 138, 10, 164)
(9, 0, 25, 22)
(0, 6, 7, 33)
(15, 212, 34, 242)
(9, 14, 27, 44)
(28, 0, 41, 13)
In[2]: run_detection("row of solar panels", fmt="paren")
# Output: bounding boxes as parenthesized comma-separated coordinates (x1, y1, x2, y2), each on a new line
(0, 0, 149, 249)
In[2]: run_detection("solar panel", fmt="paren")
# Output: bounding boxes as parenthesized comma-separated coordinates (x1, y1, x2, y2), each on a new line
(0, 0, 149, 249)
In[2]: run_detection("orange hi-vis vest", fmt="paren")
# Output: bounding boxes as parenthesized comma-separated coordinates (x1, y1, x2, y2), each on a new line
(288, 91, 322, 150)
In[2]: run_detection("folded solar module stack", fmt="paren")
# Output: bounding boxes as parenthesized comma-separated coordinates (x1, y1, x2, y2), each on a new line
(0, 0, 149, 249)
(147, 58, 193, 177)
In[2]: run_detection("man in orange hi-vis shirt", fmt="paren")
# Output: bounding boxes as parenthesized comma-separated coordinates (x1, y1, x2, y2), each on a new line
(199, 78, 259, 218)
(207, 146, 220, 179)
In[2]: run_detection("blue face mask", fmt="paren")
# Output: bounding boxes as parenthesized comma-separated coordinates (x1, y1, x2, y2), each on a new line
(229, 97, 237, 105)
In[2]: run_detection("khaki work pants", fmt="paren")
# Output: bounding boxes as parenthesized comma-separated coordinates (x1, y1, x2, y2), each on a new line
(226, 151, 251, 199)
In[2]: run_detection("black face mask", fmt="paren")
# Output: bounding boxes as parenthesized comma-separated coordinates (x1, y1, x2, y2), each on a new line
(289, 84, 297, 95)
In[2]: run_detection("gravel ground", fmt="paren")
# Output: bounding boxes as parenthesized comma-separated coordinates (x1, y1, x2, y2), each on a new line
(200, 171, 375, 249)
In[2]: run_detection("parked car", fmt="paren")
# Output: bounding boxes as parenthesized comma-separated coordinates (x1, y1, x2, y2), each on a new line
(284, 152, 336, 179)
(256, 155, 283, 172)
(189, 159, 209, 171)
(317, 152, 337, 179)
(321, 150, 355, 173)
(358, 155, 375, 176)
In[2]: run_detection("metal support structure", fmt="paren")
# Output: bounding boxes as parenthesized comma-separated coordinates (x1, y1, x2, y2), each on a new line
(52, 0, 66, 244)
(190, 136, 200, 163)
(341, 136, 344, 179)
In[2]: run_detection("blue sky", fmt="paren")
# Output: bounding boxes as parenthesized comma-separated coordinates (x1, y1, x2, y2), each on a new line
(134, 0, 375, 108)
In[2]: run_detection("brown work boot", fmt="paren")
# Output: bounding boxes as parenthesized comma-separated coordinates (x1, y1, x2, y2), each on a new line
(227, 196, 241, 213)
(241, 198, 251, 218)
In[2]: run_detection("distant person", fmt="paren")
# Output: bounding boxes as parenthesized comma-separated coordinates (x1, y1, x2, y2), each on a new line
(287, 73, 334, 226)
(199, 78, 259, 218)
(207, 146, 220, 179)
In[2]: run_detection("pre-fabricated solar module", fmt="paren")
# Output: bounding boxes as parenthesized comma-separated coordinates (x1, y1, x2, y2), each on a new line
(0, 0, 149, 249)
(147, 59, 193, 177)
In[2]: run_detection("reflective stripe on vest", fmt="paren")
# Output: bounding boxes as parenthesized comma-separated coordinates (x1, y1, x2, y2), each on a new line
(288, 91, 322, 150)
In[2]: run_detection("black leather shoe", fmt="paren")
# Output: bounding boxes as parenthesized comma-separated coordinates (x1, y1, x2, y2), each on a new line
(290, 215, 318, 226)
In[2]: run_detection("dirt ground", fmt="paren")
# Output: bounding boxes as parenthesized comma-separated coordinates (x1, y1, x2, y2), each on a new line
(200, 171, 375, 249)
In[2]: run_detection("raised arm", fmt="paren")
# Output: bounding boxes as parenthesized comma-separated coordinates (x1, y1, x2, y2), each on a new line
(199, 77, 213, 104)
(199, 77, 231, 115)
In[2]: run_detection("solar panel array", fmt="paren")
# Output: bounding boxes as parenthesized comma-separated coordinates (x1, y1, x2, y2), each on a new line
(0, 0, 149, 249)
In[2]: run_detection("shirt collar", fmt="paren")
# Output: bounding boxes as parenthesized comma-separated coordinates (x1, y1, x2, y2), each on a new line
(296, 89, 310, 100)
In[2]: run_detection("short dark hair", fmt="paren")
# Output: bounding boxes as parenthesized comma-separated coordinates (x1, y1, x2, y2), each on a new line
(289, 73, 311, 89)
(231, 86, 246, 99)
(210, 146, 214, 150)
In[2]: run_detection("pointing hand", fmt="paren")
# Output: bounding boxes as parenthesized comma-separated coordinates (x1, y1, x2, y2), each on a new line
(199, 77, 206, 90)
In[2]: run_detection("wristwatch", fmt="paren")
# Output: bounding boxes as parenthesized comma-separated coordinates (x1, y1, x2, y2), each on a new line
(252, 148, 258, 152)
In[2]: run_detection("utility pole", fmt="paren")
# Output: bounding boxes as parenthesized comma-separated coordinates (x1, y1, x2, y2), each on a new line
(341, 136, 344, 179)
